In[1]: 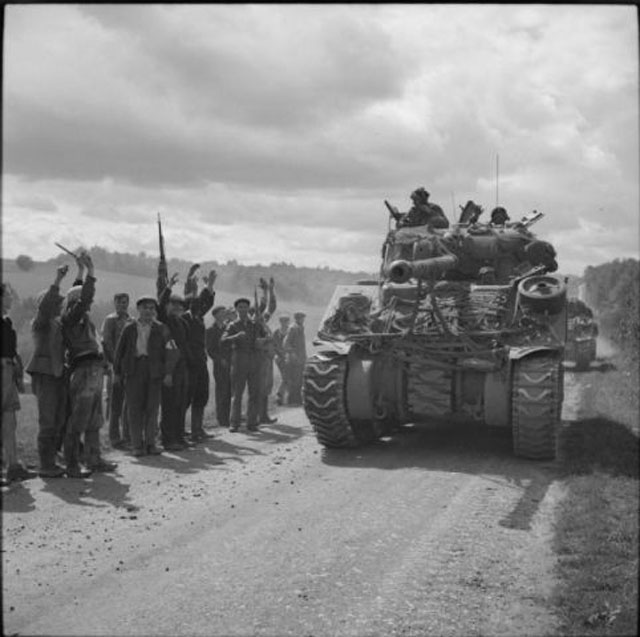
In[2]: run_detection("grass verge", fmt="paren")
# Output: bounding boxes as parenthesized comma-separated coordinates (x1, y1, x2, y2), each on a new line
(552, 355, 639, 636)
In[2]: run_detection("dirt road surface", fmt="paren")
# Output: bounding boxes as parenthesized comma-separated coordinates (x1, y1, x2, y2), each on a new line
(2, 377, 588, 637)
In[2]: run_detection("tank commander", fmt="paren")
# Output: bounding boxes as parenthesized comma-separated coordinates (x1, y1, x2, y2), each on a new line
(399, 187, 450, 229)
(490, 206, 510, 226)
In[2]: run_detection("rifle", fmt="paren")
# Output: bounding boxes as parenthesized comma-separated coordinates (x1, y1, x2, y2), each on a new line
(157, 213, 168, 297)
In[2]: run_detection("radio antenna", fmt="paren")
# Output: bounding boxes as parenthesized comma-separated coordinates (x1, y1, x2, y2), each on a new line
(495, 154, 500, 207)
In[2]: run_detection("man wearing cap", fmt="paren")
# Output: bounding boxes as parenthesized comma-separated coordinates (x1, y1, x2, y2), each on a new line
(182, 265, 216, 442)
(273, 314, 290, 406)
(61, 251, 117, 477)
(113, 296, 177, 456)
(157, 269, 193, 450)
(101, 292, 133, 449)
(222, 297, 267, 432)
(205, 305, 232, 428)
(26, 264, 71, 478)
(284, 312, 307, 405)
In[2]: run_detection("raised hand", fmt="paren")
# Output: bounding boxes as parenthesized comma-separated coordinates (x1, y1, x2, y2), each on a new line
(188, 263, 200, 279)
(259, 277, 268, 291)
(169, 272, 179, 287)
(207, 269, 217, 287)
(55, 264, 69, 283)
(269, 276, 275, 289)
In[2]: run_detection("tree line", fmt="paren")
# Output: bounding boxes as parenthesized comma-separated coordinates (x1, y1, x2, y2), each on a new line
(43, 246, 374, 307)
(584, 258, 639, 359)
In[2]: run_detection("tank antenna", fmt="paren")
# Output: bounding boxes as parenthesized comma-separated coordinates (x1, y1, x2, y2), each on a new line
(495, 153, 500, 207)
(450, 192, 456, 222)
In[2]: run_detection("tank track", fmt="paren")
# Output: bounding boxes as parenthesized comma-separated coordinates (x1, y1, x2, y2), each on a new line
(511, 353, 561, 460)
(303, 351, 358, 448)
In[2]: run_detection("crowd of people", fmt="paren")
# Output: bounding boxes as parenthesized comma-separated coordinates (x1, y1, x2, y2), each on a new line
(1, 252, 308, 485)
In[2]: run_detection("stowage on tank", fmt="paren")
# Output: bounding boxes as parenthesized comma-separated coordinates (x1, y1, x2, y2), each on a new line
(564, 298, 598, 371)
(302, 193, 567, 460)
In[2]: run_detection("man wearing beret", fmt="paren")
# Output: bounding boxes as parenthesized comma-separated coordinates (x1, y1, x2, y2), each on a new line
(101, 292, 133, 449)
(284, 311, 307, 406)
(205, 305, 232, 428)
(222, 297, 267, 432)
(113, 296, 177, 456)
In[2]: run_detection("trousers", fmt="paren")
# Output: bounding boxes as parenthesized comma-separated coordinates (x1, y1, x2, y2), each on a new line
(160, 359, 189, 445)
(212, 358, 231, 427)
(31, 373, 67, 470)
(231, 351, 260, 428)
(125, 357, 161, 451)
(64, 360, 104, 469)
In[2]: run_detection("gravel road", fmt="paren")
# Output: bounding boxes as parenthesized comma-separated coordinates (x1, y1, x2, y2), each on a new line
(2, 381, 584, 636)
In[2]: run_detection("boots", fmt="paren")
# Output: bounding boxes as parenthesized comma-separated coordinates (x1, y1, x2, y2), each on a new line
(38, 438, 65, 478)
(63, 433, 91, 478)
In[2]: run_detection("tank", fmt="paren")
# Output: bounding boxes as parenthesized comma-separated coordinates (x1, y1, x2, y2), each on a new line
(303, 202, 567, 460)
(564, 298, 598, 371)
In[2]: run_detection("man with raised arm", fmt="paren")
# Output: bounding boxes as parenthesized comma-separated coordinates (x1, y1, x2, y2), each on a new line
(183, 265, 216, 442)
(157, 268, 192, 450)
(61, 251, 117, 477)
(26, 264, 71, 478)
(205, 305, 232, 428)
(222, 297, 267, 432)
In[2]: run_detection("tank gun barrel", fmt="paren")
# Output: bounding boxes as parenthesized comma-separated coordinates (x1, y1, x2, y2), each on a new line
(386, 255, 459, 283)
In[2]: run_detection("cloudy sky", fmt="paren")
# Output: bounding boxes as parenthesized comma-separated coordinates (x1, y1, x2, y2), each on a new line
(3, 4, 638, 275)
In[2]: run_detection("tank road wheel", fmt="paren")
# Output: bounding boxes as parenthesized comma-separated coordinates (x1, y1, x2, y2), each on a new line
(302, 352, 358, 448)
(511, 353, 562, 460)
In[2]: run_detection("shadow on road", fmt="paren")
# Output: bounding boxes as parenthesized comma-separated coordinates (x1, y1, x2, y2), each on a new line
(320, 413, 639, 531)
(1, 482, 37, 513)
(38, 472, 132, 509)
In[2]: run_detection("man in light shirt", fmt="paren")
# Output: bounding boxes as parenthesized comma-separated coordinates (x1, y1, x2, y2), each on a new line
(113, 296, 177, 457)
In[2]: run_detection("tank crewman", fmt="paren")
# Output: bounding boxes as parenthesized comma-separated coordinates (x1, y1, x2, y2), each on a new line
(399, 187, 450, 229)
(157, 270, 193, 451)
(61, 251, 117, 477)
(182, 265, 216, 443)
(283, 311, 307, 406)
(2, 283, 37, 486)
(256, 277, 278, 425)
(222, 297, 267, 432)
(273, 314, 290, 406)
(490, 206, 510, 226)
(113, 296, 177, 456)
(25, 264, 71, 478)
(205, 305, 232, 428)
(101, 292, 134, 449)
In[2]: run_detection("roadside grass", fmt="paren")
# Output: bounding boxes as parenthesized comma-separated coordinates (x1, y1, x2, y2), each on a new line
(553, 355, 639, 636)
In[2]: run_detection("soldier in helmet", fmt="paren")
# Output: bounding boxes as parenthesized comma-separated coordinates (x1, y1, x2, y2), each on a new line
(399, 188, 450, 229)
(490, 206, 510, 226)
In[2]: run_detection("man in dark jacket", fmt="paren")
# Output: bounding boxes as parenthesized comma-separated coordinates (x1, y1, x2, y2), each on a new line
(26, 264, 70, 478)
(205, 305, 232, 428)
(183, 266, 216, 442)
(399, 188, 450, 229)
(157, 269, 192, 451)
(61, 252, 117, 477)
(113, 296, 177, 456)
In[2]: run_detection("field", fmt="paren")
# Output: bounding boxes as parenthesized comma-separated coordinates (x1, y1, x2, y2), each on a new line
(4, 259, 329, 362)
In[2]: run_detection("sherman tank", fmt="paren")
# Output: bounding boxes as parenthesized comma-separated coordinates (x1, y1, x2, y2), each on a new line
(564, 298, 598, 371)
(302, 199, 567, 460)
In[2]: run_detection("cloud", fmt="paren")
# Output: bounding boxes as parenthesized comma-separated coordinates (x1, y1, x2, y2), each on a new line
(2, 4, 638, 276)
